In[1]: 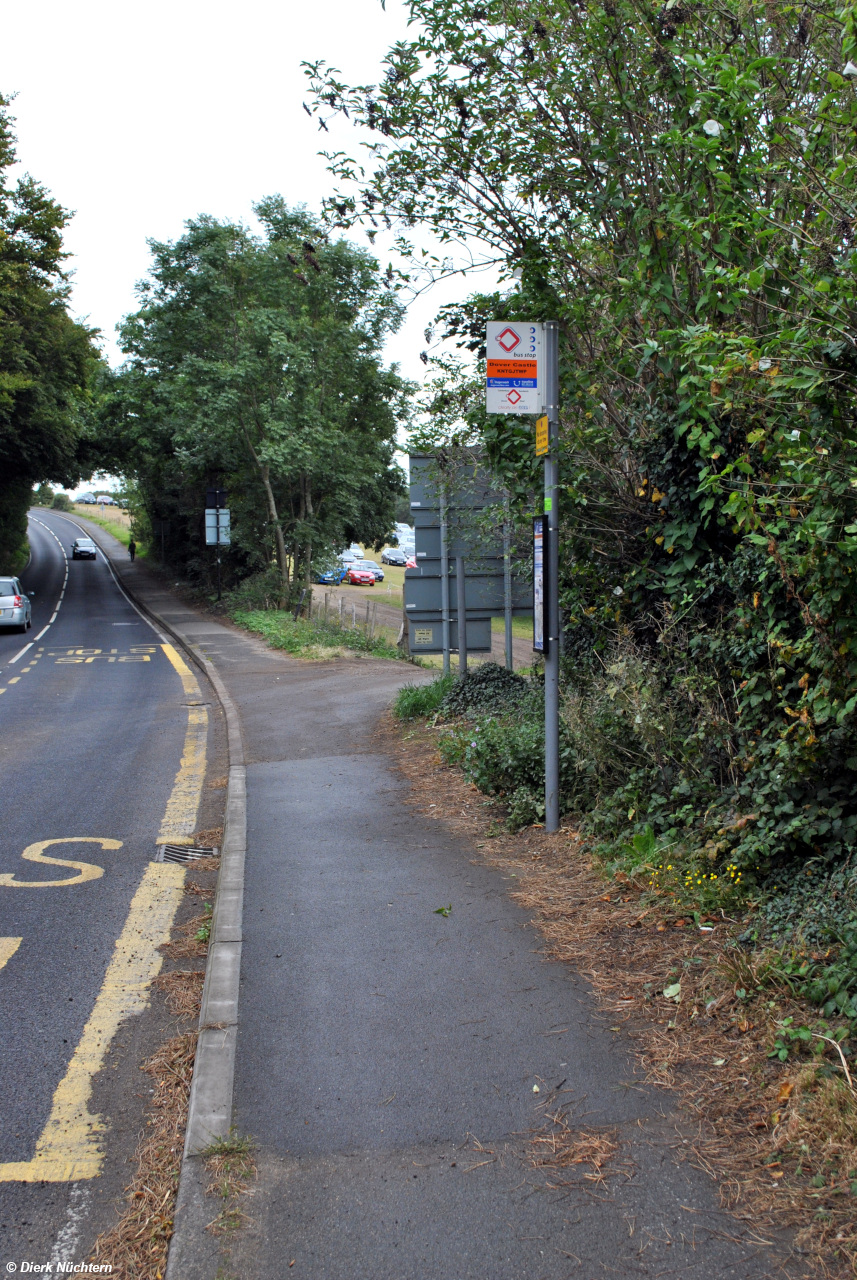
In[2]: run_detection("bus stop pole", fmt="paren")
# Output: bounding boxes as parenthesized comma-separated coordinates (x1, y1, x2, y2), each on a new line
(503, 491, 513, 671)
(544, 322, 560, 832)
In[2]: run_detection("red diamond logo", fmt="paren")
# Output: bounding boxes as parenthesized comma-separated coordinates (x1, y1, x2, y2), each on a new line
(496, 327, 521, 352)
(507, 389, 522, 405)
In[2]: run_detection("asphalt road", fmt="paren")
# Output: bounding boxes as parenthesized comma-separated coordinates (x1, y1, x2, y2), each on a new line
(0, 511, 204, 1270)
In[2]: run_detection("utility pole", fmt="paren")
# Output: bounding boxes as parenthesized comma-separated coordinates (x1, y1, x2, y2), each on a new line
(543, 322, 560, 832)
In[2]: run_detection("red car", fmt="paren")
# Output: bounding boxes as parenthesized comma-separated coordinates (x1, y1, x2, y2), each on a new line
(345, 566, 376, 585)
(405, 556, 417, 568)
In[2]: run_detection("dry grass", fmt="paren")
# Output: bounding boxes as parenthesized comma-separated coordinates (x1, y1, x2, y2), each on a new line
(90, 1032, 197, 1280)
(530, 1111, 621, 1187)
(161, 911, 210, 960)
(152, 970, 205, 1021)
(381, 713, 855, 1278)
(185, 877, 215, 898)
(194, 827, 224, 848)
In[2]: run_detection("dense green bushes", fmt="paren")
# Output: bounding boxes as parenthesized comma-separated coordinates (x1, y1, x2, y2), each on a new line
(313, 0, 857, 928)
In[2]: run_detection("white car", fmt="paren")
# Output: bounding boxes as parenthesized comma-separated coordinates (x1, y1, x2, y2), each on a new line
(0, 577, 32, 632)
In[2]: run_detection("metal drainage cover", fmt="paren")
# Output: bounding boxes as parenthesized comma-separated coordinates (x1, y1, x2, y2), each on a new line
(155, 843, 219, 864)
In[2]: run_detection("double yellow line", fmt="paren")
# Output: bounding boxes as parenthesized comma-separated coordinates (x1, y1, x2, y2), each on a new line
(0, 644, 208, 1182)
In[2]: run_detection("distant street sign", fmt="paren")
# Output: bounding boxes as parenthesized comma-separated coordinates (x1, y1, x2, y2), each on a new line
(535, 414, 549, 457)
(205, 508, 231, 546)
(206, 488, 228, 509)
(486, 322, 545, 415)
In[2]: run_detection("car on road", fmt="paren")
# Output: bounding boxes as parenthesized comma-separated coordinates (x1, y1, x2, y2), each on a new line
(352, 559, 384, 582)
(71, 537, 98, 560)
(0, 577, 32, 632)
(344, 565, 376, 586)
(381, 548, 407, 566)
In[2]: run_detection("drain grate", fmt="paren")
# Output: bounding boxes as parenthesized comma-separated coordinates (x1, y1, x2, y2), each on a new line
(155, 843, 219, 864)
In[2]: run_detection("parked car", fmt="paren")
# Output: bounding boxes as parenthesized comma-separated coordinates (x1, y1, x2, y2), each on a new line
(75, 493, 96, 504)
(71, 537, 97, 560)
(405, 556, 417, 568)
(381, 548, 407, 566)
(345, 566, 376, 586)
(0, 577, 32, 632)
(314, 566, 348, 585)
(352, 559, 384, 582)
(348, 543, 363, 557)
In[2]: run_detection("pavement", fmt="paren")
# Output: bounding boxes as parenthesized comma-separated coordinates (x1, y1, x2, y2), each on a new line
(71, 521, 800, 1280)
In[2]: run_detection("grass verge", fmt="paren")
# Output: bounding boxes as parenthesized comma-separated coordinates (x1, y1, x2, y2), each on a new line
(231, 607, 407, 662)
(382, 712, 856, 1277)
(393, 672, 455, 719)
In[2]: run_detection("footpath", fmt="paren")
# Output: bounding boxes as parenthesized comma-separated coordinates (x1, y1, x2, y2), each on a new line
(74, 520, 797, 1280)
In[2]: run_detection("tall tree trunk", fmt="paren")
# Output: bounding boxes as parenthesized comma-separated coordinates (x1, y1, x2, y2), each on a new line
(302, 475, 314, 592)
(241, 423, 289, 603)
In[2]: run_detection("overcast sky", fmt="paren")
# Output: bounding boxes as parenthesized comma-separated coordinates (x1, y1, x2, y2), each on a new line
(0, 0, 494, 398)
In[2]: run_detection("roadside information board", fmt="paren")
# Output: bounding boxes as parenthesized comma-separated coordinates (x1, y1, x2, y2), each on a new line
(535, 414, 549, 456)
(205, 508, 231, 546)
(486, 322, 544, 414)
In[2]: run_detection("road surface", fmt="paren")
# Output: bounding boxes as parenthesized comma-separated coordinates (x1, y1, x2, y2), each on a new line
(0, 511, 211, 1269)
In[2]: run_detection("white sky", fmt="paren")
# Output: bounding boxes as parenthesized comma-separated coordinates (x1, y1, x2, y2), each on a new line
(0, 0, 497, 401)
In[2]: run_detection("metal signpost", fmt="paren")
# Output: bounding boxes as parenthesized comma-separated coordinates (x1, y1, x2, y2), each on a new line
(485, 321, 560, 833)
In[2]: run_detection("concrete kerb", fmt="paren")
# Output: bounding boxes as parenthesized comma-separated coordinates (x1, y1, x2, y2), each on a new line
(64, 527, 246, 1278)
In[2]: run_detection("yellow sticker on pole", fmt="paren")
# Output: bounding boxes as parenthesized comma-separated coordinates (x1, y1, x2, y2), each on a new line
(535, 414, 549, 456)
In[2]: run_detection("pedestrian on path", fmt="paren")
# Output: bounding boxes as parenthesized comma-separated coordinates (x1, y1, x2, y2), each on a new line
(128, 539, 137, 561)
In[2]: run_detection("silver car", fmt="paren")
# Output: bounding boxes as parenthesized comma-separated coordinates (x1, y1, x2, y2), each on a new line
(0, 578, 32, 632)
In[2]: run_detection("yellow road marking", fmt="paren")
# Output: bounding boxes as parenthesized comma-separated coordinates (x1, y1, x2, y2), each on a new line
(0, 938, 22, 970)
(0, 639, 209, 1181)
(0, 862, 185, 1182)
(0, 837, 120, 888)
(158, 644, 208, 846)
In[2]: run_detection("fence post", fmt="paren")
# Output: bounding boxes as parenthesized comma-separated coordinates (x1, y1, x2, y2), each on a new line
(455, 555, 467, 675)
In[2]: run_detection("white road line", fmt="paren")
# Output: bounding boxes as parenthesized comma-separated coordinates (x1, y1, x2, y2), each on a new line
(49, 1184, 91, 1271)
(31, 511, 168, 644)
(6, 517, 69, 659)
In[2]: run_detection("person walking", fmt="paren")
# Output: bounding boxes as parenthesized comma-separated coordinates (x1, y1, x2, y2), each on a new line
(128, 539, 137, 562)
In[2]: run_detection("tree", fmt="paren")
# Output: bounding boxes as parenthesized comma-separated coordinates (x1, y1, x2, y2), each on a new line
(0, 93, 99, 568)
(306, 1, 857, 872)
(105, 202, 410, 596)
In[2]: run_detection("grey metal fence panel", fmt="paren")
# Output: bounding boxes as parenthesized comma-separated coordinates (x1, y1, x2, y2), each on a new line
(408, 617, 492, 653)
